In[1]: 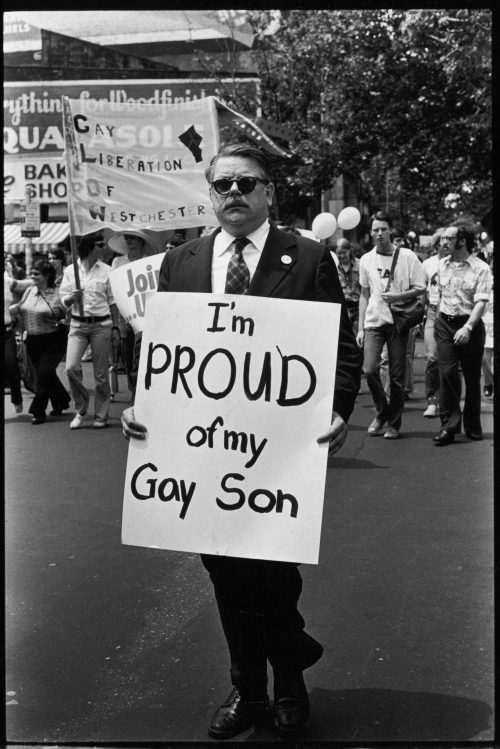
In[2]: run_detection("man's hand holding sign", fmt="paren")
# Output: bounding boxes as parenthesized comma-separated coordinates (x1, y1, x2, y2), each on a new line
(121, 143, 361, 740)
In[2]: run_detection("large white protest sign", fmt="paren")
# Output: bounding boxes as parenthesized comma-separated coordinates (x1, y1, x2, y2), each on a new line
(122, 293, 340, 564)
(62, 96, 219, 235)
(109, 253, 165, 333)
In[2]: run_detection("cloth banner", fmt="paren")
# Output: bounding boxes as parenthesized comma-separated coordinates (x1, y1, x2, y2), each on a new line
(109, 253, 165, 333)
(122, 293, 340, 564)
(62, 96, 220, 235)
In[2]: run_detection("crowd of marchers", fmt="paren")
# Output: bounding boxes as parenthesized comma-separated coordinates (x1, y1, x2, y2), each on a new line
(326, 215, 493, 444)
(4, 231, 185, 426)
(4, 211, 493, 445)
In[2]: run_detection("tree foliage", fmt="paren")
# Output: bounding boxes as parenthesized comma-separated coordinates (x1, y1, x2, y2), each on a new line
(249, 9, 491, 231)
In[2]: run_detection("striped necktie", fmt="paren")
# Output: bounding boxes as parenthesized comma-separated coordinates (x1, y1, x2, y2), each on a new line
(224, 237, 250, 294)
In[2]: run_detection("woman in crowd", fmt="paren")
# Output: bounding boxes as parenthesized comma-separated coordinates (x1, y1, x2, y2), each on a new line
(109, 230, 158, 269)
(4, 266, 33, 414)
(47, 247, 71, 349)
(10, 259, 70, 424)
(5, 254, 26, 280)
(108, 230, 158, 397)
(335, 238, 361, 334)
(421, 228, 445, 417)
(164, 233, 186, 251)
(47, 247, 67, 286)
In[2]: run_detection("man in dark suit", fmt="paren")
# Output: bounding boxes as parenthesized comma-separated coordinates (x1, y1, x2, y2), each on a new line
(122, 143, 362, 739)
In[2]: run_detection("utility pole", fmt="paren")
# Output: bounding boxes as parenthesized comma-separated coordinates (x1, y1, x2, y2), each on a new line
(20, 188, 40, 276)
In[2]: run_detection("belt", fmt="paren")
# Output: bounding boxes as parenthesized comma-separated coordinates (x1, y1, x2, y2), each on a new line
(439, 312, 468, 324)
(71, 314, 110, 323)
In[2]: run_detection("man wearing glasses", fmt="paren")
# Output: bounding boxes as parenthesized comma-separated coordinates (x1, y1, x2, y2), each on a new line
(60, 232, 120, 429)
(433, 222, 492, 445)
(121, 143, 361, 739)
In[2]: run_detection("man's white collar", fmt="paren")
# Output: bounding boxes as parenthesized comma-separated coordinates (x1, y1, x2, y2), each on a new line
(214, 220, 270, 256)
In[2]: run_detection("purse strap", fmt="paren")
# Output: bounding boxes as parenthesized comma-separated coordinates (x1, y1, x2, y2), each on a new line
(38, 289, 60, 319)
(17, 286, 33, 338)
(385, 247, 400, 292)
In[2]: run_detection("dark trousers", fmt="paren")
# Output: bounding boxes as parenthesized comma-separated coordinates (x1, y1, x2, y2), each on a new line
(123, 326, 142, 397)
(435, 314, 485, 434)
(201, 554, 322, 700)
(26, 331, 70, 417)
(363, 324, 409, 429)
(4, 329, 23, 406)
(346, 302, 360, 335)
(129, 331, 143, 399)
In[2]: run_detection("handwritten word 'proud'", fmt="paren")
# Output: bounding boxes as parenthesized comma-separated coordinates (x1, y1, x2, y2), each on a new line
(144, 344, 317, 407)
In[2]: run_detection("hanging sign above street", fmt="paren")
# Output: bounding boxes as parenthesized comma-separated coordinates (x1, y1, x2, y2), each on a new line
(4, 78, 260, 157)
(20, 197, 41, 237)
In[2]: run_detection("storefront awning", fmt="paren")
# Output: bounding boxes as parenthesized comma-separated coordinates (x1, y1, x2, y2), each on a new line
(4, 222, 70, 253)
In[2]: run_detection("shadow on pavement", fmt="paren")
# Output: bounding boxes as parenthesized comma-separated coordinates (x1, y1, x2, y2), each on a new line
(395, 430, 494, 442)
(307, 686, 493, 742)
(328, 457, 389, 469)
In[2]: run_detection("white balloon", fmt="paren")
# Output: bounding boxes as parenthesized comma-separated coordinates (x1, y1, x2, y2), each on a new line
(311, 212, 337, 240)
(337, 206, 361, 231)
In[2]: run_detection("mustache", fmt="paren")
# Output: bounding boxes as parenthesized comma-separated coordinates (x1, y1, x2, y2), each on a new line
(223, 197, 248, 209)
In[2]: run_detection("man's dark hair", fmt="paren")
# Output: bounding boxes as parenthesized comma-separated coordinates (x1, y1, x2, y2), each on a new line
(450, 221, 476, 253)
(77, 231, 104, 260)
(369, 210, 393, 230)
(32, 258, 56, 288)
(165, 233, 185, 247)
(205, 143, 274, 183)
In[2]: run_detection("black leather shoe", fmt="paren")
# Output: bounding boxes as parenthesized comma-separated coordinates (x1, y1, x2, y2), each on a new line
(208, 687, 269, 740)
(31, 416, 46, 425)
(465, 430, 483, 441)
(433, 430, 455, 446)
(273, 670, 309, 735)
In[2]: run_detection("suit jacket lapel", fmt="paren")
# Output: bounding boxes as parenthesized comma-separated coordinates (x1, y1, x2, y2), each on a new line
(178, 232, 218, 292)
(249, 224, 298, 297)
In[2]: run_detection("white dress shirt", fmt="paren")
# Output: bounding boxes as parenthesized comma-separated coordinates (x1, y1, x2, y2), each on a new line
(60, 260, 115, 316)
(211, 220, 271, 293)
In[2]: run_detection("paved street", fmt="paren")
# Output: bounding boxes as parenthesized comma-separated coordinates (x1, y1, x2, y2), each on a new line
(4, 339, 494, 744)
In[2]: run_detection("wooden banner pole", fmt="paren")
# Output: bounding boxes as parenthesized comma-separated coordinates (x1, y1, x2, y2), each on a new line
(69, 230, 84, 317)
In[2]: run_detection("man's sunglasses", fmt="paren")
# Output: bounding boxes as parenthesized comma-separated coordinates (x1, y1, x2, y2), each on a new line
(211, 177, 268, 195)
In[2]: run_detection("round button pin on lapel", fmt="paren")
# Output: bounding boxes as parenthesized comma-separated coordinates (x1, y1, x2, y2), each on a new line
(281, 254, 292, 265)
